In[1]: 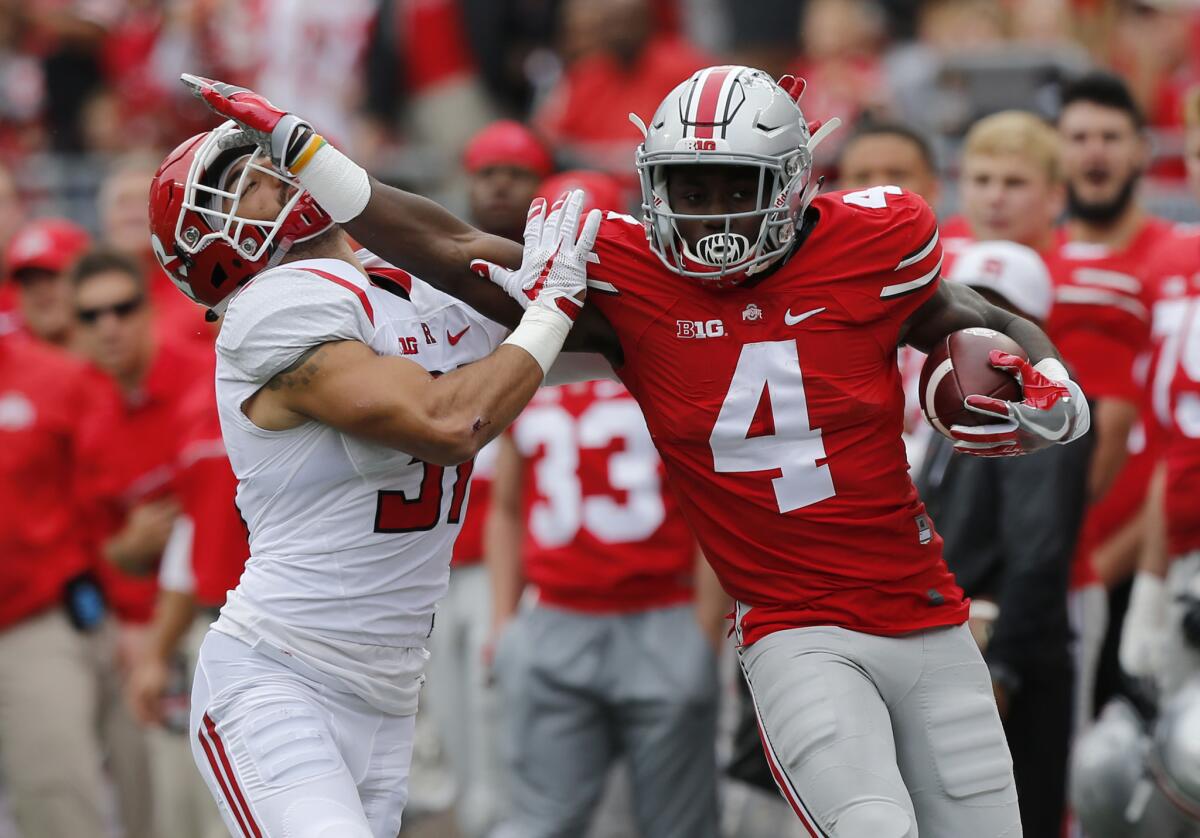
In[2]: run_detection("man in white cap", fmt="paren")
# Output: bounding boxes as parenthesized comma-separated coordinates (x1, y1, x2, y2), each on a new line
(916, 239, 1092, 838)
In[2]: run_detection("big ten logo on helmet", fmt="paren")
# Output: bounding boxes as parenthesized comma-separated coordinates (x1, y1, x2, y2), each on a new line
(678, 139, 718, 151)
(676, 319, 726, 339)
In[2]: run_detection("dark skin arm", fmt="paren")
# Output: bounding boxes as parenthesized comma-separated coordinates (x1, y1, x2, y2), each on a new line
(344, 178, 624, 363)
(900, 280, 1063, 365)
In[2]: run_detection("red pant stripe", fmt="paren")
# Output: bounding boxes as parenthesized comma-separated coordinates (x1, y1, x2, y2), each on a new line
(197, 720, 253, 838)
(203, 713, 264, 838)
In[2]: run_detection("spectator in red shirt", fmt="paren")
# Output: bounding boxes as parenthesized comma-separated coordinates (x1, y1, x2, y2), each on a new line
(462, 120, 554, 241)
(4, 217, 91, 349)
(534, 0, 711, 180)
(72, 248, 211, 634)
(0, 324, 153, 837)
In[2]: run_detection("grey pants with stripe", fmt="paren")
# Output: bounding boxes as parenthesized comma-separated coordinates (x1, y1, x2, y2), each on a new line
(739, 622, 1022, 838)
(493, 601, 720, 838)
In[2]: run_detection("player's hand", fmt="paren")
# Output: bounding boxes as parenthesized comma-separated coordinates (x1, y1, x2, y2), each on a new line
(180, 73, 315, 172)
(471, 190, 602, 327)
(950, 352, 1090, 457)
(1119, 571, 1170, 681)
(127, 653, 170, 726)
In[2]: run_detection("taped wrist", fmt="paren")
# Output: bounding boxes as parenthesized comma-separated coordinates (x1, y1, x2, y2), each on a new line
(290, 139, 372, 223)
(502, 305, 571, 376)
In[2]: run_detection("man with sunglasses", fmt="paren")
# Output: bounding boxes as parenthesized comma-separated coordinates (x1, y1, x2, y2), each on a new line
(71, 248, 218, 834)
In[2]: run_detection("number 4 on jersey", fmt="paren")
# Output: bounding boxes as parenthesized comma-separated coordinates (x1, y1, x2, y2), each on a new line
(709, 340, 835, 513)
(842, 184, 901, 209)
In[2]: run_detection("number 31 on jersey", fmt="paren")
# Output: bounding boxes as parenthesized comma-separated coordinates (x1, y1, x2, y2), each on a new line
(709, 340, 835, 513)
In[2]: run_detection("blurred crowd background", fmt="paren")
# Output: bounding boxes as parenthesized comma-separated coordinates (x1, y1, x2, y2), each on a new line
(1, 0, 1200, 227)
(5, 1, 1200, 837)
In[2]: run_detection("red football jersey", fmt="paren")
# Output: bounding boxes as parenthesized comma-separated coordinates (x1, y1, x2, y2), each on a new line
(1147, 233, 1200, 557)
(588, 186, 968, 645)
(450, 440, 496, 567)
(1044, 219, 1181, 587)
(1043, 218, 1178, 404)
(512, 380, 697, 613)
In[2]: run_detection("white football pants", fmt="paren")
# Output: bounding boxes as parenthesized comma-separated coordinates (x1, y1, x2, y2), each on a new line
(190, 631, 416, 838)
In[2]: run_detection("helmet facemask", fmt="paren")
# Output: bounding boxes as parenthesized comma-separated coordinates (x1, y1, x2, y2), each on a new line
(178, 127, 307, 272)
(641, 149, 812, 286)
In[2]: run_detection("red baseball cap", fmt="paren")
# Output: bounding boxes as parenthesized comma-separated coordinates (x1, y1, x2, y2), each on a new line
(6, 218, 92, 280)
(538, 170, 627, 215)
(464, 120, 554, 179)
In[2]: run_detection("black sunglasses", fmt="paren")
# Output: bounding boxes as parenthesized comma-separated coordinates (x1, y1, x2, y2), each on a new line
(76, 295, 144, 324)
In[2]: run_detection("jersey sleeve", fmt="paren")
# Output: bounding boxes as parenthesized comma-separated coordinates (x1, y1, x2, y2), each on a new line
(872, 190, 943, 320)
(216, 269, 374, 384)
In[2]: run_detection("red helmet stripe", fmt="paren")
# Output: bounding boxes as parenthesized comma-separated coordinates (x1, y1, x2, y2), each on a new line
(693, 67, 733, 139)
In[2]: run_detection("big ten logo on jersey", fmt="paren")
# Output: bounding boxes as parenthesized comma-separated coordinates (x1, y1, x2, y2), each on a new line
(677, 319, 726, 339)
(398, 336, 419, 355)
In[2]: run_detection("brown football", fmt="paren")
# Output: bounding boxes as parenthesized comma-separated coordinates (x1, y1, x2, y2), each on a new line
(918, 327, 1026, 439)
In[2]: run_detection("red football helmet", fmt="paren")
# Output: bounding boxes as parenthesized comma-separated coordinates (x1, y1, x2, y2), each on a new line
(148, 121, 333, 313)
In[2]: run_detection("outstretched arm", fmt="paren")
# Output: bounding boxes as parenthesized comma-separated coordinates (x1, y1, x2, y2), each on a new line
(180, 74, 622, 362)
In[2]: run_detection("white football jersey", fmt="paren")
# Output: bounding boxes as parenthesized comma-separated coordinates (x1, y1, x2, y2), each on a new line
(211, 252, 506, 714)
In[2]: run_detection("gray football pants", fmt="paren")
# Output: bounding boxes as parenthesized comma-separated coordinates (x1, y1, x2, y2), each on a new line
(493, 602, 720, 838)
(739, 622, 1022, 838)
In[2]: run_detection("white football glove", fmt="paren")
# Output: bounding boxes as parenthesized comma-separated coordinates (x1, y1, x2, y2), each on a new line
(1119, 571, 1170, 681)
(950, 354, 1090, 457)
(471, 190, 601, 328)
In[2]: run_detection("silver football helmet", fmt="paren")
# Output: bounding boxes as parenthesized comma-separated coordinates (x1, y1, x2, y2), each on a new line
(1071, 695, 1200, 838)
(631, 65, 840, 286)
(1152, 677, 1200, 825)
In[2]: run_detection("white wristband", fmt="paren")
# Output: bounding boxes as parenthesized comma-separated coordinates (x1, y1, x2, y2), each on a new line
(1034, 358, 1070, 383)
(293, 140, 371, 223)
(502, 306, 571, 376)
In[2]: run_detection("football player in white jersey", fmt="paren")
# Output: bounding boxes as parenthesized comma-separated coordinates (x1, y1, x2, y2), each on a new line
(147, 120, 601, 838)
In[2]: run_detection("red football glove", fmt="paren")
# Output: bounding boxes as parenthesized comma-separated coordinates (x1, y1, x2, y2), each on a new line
(950, 351, 1090, 457)
(180, 74, 315, 172)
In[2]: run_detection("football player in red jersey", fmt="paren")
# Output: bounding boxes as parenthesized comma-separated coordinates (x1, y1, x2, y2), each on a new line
(488, 378, 724, 838)
(185, 66, 1090, 837)
(1048, 73, 1185, 728)
(1118, 86, 1200, 697)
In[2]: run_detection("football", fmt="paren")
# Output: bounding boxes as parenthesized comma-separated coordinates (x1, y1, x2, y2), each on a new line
(918, 327, 1026, 439)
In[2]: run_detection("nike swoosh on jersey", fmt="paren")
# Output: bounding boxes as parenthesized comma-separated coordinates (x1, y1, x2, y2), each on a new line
(784, 306, 826, 326)
(447, 326, 471, 346)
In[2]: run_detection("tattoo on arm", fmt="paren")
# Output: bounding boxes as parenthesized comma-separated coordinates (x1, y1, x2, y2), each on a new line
(266, 344, 326, 391)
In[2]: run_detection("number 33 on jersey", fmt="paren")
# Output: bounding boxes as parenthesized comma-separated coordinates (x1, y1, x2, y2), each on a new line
(587, 187, 968, 645)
